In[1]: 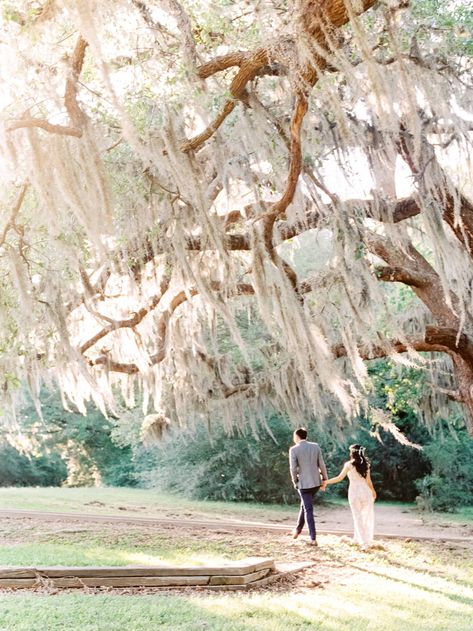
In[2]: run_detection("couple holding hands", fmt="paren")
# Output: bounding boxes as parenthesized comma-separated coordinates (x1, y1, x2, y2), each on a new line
(289, 428, 377, 549)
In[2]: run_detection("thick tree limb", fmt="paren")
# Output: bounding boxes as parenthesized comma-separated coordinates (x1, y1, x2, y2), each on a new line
(80, 274, 171, 354)
(88, 282, 254, 372)
(263, 93, 309, 232)
(64, 36, 88, 127)
(374, 265, 427, 287)
(197, 51, 251, 78)
(425, 325, 473, 366)
(7, 119, 83, 137)
(8, 35, 88, 138)
(0, 184, 29, 247)
(365, 231, 460, 329)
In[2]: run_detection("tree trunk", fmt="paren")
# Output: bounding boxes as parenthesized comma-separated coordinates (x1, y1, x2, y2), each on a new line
(450, 354, 473, 435)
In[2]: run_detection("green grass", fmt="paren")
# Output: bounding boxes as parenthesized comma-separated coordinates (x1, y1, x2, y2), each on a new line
(0, 519, 251, 567)
(1, 548, 472, 631)
(421, 505, 473, 525)
(0, 486, 299, 522)
(0, 489, 472, 631)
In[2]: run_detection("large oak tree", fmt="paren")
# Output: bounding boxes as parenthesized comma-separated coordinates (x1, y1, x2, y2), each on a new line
(1, 0, 472, 434)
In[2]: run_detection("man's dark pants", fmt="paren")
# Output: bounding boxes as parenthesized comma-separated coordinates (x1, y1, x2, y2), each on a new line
(295, 486, 320, 541)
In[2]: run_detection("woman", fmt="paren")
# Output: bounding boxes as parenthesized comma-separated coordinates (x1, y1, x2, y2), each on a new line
(323, 444, 377, 549)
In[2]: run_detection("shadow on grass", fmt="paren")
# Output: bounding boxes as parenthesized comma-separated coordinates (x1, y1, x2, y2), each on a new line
(323, 546, 473, 607)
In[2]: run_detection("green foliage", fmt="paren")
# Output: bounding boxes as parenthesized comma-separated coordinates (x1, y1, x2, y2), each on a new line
(2, 389, 140, 488)
(320, 423, 430, 504)
(147, 403, 427, 505)
(411, 0, 473, 57)
(0, 443, 67, 487)
(148, 414, 297, 503)
(416, 425, 473, 511)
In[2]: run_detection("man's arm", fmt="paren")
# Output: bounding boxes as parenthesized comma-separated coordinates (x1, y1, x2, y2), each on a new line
(289, 448, 299, 487)
(318, 448, 328, 481)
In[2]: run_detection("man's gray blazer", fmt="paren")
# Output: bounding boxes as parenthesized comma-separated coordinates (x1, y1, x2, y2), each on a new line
(289, 440, 328, 490)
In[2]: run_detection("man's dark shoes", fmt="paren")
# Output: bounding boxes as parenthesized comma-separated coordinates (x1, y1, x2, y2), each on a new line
(307, 539, 318, 546)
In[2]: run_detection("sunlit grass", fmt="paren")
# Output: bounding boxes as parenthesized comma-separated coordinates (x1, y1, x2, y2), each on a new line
(0, 519, 257, 567)
(1, 565, 472, 631)
(0, 540, 250, 568)
(0, 544, 249, 568)
(421, 505, 473, 526)
(0, 512, 471, 631)
(0, 486, 299, 522)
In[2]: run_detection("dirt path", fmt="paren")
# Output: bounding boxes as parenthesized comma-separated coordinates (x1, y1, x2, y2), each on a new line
(1, 505, 471, 542)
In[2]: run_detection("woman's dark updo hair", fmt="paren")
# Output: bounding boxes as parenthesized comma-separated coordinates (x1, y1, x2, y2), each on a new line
(349, 444, 370, 478)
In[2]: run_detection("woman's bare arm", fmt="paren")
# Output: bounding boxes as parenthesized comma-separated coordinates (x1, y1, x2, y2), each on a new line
(324, 462, 350, 486)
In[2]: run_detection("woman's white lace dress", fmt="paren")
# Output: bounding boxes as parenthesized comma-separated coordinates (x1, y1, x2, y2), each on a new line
(347, 462, 374, 546)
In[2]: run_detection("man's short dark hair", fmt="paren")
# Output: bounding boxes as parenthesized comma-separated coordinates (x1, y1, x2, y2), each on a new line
(294, 427, 308, 440)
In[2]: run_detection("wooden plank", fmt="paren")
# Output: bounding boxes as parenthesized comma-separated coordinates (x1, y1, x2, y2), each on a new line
(0, 559, 314, 591)
(208, 568, 270, 586)
(0, 557, 275, 579)
(206, 564, 313, 591)
(0, 571, 279, 592)
(0, 560, 311, 591)
(0, 576, 210, 589)
(0, 579, 38, 589)
(0, 569, 37, 579)
(234, 557, 275, 574)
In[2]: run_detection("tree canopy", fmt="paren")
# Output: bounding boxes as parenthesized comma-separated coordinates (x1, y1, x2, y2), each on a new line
(1, 0, 473, 435)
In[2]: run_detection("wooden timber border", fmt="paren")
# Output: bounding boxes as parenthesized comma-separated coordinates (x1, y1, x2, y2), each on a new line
(0, 558, 313, 591)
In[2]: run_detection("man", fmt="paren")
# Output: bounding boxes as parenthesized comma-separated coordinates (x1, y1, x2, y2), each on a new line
(289, 427, 328, 546)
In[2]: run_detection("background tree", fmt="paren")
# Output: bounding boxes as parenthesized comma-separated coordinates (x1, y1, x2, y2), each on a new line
(1, 389, 138, 487)
(0, 0, 472, 439)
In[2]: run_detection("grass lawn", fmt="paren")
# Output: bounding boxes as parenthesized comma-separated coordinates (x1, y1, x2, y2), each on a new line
(2, 578, 472, 631)
(0, 499, 472, 631)
(422, 505, 473, 525)
(0, 524, 471, 631)
(0, 486, 299, 523)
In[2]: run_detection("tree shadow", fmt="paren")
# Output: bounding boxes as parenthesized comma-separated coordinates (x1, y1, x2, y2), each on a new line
(323, 546, 473, 607)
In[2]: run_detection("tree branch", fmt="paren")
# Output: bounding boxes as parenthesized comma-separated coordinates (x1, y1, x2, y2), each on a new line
(7, 118, 83, 137)
(374, 265, 427, 287)
(88, 282, 254, 372)
(425, 325, 473, 366)
(8, 35, 88, 138)
(181, 99, 237, 153)
(64, 36, 88, 127)
(0, 183, 29, 247)
(332, 337, 452, 360)
(197, 51, 251, 78)
(80, 274, 171, 354)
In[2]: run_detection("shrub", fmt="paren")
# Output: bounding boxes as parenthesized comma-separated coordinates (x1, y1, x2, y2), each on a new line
(415, 428, 473, 511)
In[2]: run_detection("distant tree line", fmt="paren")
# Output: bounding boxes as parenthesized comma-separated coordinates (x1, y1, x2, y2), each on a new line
(1, 359, 472, 512)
